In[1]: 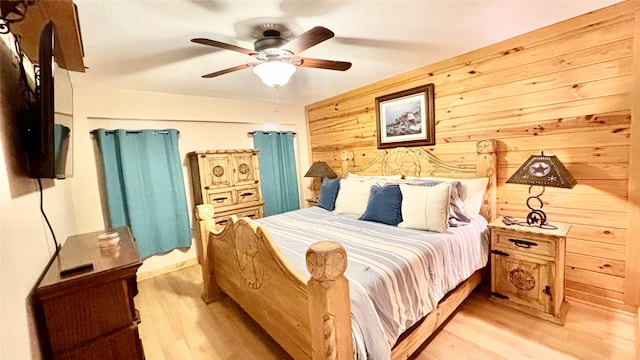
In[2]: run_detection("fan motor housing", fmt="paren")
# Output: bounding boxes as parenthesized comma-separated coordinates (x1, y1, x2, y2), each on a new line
(254, 30, 288, 51)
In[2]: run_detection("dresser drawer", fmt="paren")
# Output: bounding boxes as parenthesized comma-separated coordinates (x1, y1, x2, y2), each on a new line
(235, 186, 260, 204)
(215, 207, 263, 227)
(206, 189, 235, 207)
(492, 230, 555, 258)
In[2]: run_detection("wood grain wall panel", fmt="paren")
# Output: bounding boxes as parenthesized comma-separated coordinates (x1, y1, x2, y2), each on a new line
(568, 224, 627, 246)
(626, 8, 640, 307)
(566, 253, 625, 277)
(566, 267, 625, 293)
(497, 191, 627, 214)
(565, 281, 634, 312)
(305, 1, 639, 310)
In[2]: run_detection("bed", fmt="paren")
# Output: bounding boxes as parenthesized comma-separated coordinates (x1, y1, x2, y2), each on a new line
(195, 139, 496, 360)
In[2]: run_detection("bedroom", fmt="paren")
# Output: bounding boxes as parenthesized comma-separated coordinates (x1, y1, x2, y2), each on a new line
(0, 0, 638, 359)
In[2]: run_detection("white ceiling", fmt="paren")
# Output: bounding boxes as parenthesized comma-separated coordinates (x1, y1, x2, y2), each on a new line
(70, 0, 621, 106)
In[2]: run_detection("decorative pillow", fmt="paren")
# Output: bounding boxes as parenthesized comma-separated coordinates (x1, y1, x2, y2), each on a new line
(457, 177, 489, 219)
(448, 181, 471, 224)
(358, 185, 403, 226)
(398, 182, 451, 233)
(406, 176, 489, 219)
(317, 177, 340, 211)
(334, 179, 377, 215)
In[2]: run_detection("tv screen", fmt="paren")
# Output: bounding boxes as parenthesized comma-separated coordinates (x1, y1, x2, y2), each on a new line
(25, 21, 73, 179)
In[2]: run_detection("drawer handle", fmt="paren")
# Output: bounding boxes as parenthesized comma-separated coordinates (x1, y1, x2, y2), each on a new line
(508, 238, 538, 248)
(240, 192, 253, 197)
(213, 197, 228, 203)
(491, 249, 510, 257)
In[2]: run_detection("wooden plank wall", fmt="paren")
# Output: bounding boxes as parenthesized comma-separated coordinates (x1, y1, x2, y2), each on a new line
(305, 1, 639, 312)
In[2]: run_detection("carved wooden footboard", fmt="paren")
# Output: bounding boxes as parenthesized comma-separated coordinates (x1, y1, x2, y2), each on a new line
(196, 209, 352, 360)
(194, 139, 497, 360)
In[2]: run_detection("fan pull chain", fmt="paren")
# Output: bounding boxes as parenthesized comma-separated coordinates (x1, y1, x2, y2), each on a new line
(274, 85, 280, 113)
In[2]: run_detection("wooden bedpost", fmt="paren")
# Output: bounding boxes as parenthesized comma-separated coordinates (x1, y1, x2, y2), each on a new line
(476, 139, 497, 221)
(306, 241, 354, 360)
(340, 151, 354, 178)
(195, 204, 224, 303)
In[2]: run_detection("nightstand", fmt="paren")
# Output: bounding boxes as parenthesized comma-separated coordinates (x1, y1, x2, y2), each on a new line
(306, 198, 319, 207)
(488, 217, 571, 324)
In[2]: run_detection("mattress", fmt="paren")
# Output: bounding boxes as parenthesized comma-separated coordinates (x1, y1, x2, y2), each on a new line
(256, 207, 489, 360)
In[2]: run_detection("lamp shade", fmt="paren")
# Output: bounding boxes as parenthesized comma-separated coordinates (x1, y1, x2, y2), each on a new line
(304, 161, 337, 179)
(506, 152, 576, 189)
(253, 61, 296, 87)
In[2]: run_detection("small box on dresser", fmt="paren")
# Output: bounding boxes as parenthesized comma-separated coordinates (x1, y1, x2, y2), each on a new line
(488, 217, 571, 325)
(36, 226, 143, 359)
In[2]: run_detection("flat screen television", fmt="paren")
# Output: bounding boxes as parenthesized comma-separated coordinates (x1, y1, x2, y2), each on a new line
(24, 21, 73, 179)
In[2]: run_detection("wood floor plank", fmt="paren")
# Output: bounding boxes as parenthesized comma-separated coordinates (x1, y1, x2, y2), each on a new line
(136, 265, 636, 359)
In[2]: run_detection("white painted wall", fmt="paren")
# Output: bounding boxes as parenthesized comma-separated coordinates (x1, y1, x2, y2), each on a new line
(71, 87, 310, 275)
(1, 32, 310, 358)
(0, 34, 79, 360)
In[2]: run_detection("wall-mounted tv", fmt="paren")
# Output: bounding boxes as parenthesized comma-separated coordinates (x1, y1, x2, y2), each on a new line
(24, 21, 74, 179)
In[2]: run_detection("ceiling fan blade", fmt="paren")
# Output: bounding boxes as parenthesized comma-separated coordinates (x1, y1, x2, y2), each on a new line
(281, 26, 334, 54)
(297, 57, 352, 71)
(202, 63, 252, 78)
(191, 38, 257, 56)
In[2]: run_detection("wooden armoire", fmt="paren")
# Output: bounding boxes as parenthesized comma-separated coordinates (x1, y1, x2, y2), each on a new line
(188, 149, 264, 228)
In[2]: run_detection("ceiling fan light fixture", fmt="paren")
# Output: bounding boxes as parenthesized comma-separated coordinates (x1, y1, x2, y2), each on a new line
(253, 61, 296, 87)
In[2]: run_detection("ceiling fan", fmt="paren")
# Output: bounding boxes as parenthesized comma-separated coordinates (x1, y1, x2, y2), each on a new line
(191, 25, 352, 87)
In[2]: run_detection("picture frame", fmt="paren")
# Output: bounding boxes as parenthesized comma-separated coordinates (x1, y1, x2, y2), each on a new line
(375, 84, 435, 149)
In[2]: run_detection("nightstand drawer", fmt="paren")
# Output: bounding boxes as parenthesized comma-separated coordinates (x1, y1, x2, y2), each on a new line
(493, 230, 555, 258)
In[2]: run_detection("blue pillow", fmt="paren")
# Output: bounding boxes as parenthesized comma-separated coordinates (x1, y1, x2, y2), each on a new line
(318, 177, 340, 210)
(358, 185, 403, 226)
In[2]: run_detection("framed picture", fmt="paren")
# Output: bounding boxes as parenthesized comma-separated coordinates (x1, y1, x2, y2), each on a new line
(375, 84, 435, 149)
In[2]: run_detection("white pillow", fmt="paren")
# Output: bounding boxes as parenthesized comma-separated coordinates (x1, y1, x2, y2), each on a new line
(406, 176, 489, 219)
(398, 182, 451, 233)
(457, 177, 489, 219)
(334, 179, 377, 215)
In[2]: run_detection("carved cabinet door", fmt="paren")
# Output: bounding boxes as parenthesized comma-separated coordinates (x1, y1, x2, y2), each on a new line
(491, 252, 554, 314)
(201, 154, 232, 188)
(231, 153, 257, 186)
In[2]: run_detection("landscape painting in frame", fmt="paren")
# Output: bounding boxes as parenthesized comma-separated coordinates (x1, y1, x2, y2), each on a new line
(376, 84, 435, 149)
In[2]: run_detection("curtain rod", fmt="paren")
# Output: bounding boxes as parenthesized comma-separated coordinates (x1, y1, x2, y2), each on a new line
(87, 115, 297, 126)
(248, 131, 297, 136)
(90, 130, 177, 135)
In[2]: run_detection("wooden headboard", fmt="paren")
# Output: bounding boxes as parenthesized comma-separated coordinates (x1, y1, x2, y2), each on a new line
(339, 139, 497, 221)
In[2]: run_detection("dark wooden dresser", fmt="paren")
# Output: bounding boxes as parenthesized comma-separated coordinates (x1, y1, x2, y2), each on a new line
(37, 226, 144, 359)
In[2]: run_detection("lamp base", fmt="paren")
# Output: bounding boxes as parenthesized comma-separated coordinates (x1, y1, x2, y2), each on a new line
(525, 209, 558, 230)
(525, 186, 558, 230)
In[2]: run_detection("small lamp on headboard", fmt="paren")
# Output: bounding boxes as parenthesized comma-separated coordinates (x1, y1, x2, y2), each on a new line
(506, 151, 576, 229)
(304, 161, 338, 199)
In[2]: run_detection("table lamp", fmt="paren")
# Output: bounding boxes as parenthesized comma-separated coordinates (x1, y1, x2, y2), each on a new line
(506, 151, 576, 229)
(304, 161, 338, 199)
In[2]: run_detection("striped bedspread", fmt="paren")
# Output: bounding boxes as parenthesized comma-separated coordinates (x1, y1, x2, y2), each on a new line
(256, 207, 489, 360)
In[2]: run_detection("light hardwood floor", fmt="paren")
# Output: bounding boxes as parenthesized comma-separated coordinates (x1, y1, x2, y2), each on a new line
(136, 265, 637, 360)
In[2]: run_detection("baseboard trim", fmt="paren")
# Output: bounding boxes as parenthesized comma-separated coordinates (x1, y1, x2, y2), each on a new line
(136, 258, 199, 282)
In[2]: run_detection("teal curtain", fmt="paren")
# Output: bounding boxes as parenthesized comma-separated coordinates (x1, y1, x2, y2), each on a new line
(93, 129, 191, 259)
(252, 131, 300, 216)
